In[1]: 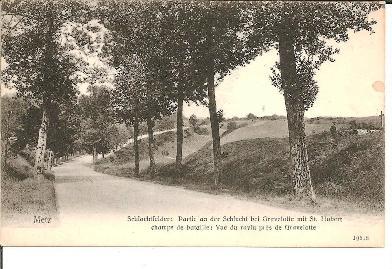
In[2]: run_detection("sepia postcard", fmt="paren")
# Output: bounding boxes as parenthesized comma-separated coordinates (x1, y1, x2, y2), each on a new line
(0, 0, 385, 246)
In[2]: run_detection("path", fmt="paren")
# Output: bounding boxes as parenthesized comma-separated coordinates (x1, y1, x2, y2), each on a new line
(45, 156, 384, 246)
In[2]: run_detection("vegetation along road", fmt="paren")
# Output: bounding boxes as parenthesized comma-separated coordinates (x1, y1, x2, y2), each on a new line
(50, 154, 383, 245)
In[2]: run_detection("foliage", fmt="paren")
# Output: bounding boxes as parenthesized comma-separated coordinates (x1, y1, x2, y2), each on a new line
(1, 0, 93, 163)
(154, 115, 176, 131)
(79, 85, 118, 155)
(1, 95, 28, 146)
(10, 96, 81, 157)
(227, 121, 238, 132)
(247, 113, 257, 120)
(216, 109, 224, 124)
(1, 0, 87, 108)
(245, 2, 382, 111)
(189, 114, 198, 130)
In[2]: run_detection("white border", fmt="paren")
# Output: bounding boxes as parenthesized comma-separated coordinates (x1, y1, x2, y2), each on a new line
(2, 5, 392, 269)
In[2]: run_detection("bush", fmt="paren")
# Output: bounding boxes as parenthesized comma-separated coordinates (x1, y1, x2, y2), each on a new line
(227, 121, 238, 132)
(194, 126, 209, 135)
(247, 113, 257, 120)
(184, 129, 191, 138)
(43, 170, 56, 181)
(199, 118, 210, 126)
(264, 114, 285, 121)
(189, 114, 198, 130)
(19, 148, 35, 165)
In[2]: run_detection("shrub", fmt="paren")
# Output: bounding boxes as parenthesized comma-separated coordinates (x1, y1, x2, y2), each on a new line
(189, 114, 198, 130)
(194, 126, 209, 135)
(247, 113, 257, 120)
(227, 121, 238, 132)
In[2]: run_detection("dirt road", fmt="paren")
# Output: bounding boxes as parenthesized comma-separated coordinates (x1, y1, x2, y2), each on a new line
(54, 155, 299, 216)
(43, 156, 384, 246)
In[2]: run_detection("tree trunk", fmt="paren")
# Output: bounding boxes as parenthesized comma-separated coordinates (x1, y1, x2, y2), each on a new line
(147, 115, 156, 178)
(285, 99, 315, 201)
(34, 109, 49, 176)
(176, 92, 184, 171)
(206, 15, 221, 185)
(133, 105, 140, 177)
(278, 20, 316, 202)
(46, 150, 53, 170)
(3, 112, 10, 165)
(93, 146, 97, 164)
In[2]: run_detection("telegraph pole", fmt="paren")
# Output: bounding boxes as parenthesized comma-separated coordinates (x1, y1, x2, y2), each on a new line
(380, 110, 384, 129)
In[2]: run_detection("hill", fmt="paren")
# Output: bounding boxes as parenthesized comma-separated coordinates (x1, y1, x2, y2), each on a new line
(157, 130, 384, 214)
(95, 116, 384, 214)
(1, 150, 57, 226)
(95, 129, 211, 176)
(221, 118, 350, 145)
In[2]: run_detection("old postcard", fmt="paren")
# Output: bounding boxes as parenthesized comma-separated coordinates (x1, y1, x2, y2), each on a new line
(0, 0, 385, 246)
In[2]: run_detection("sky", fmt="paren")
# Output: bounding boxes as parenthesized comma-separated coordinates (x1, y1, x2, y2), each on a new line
(1, 9, 384, 119)
(184, 9, 385, 118)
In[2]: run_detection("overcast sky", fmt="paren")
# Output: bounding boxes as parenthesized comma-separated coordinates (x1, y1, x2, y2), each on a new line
(184, 9, 385, 118)
(1, 9, 384, 119)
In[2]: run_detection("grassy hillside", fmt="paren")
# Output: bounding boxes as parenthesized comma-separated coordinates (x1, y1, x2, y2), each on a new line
(157, 130, 383, 213)
(306, 115, 382, 127)
(95, 117, 384, 214)
(95, 129, 211, 176)
(1, 151, 58, 226)
(221, 118, 349, 145)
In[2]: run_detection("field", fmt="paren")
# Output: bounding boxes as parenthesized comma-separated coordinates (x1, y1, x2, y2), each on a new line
(95, 117, 384, 214)
(221, 118, 349, 145)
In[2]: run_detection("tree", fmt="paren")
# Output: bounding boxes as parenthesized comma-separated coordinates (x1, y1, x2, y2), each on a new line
(0, 95, 28, 164)
(200, 2, 264, 185)
(47, 97, 81, 161)
(216, 109, 224, 126)
(189, 114, 198, 131)
(1, 0, 86, 176)
(79, 85, 117, 162)
(226, 121, 238, 133)
(109, 124, 131, 151)
(247, 113, 257, 120)
(7, 94, 81, 166)
(158, 3, 209, 170)
(99, 1, 176, 178)
(141, 77, 176, 178)
(249, 1, 382, 201)
(110, 54, 146, 177)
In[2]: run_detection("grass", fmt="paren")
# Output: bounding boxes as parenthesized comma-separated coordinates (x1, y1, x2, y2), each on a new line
(1, 153, 58, 226)
(96, 129, 211, 173)
(94, 118, 384, 215)
(157, 130, 384, 214)
(220, 118, 349, 145)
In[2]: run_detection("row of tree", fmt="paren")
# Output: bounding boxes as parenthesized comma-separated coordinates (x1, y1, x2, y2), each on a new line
(1, 0, 381, 201)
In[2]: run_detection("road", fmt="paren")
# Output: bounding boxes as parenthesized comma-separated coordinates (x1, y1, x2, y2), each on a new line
(120, 127, 189, 148)
(46, 155, 384, 246)
(104, 127, 188, 159)
(54, 155, 301, 217)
